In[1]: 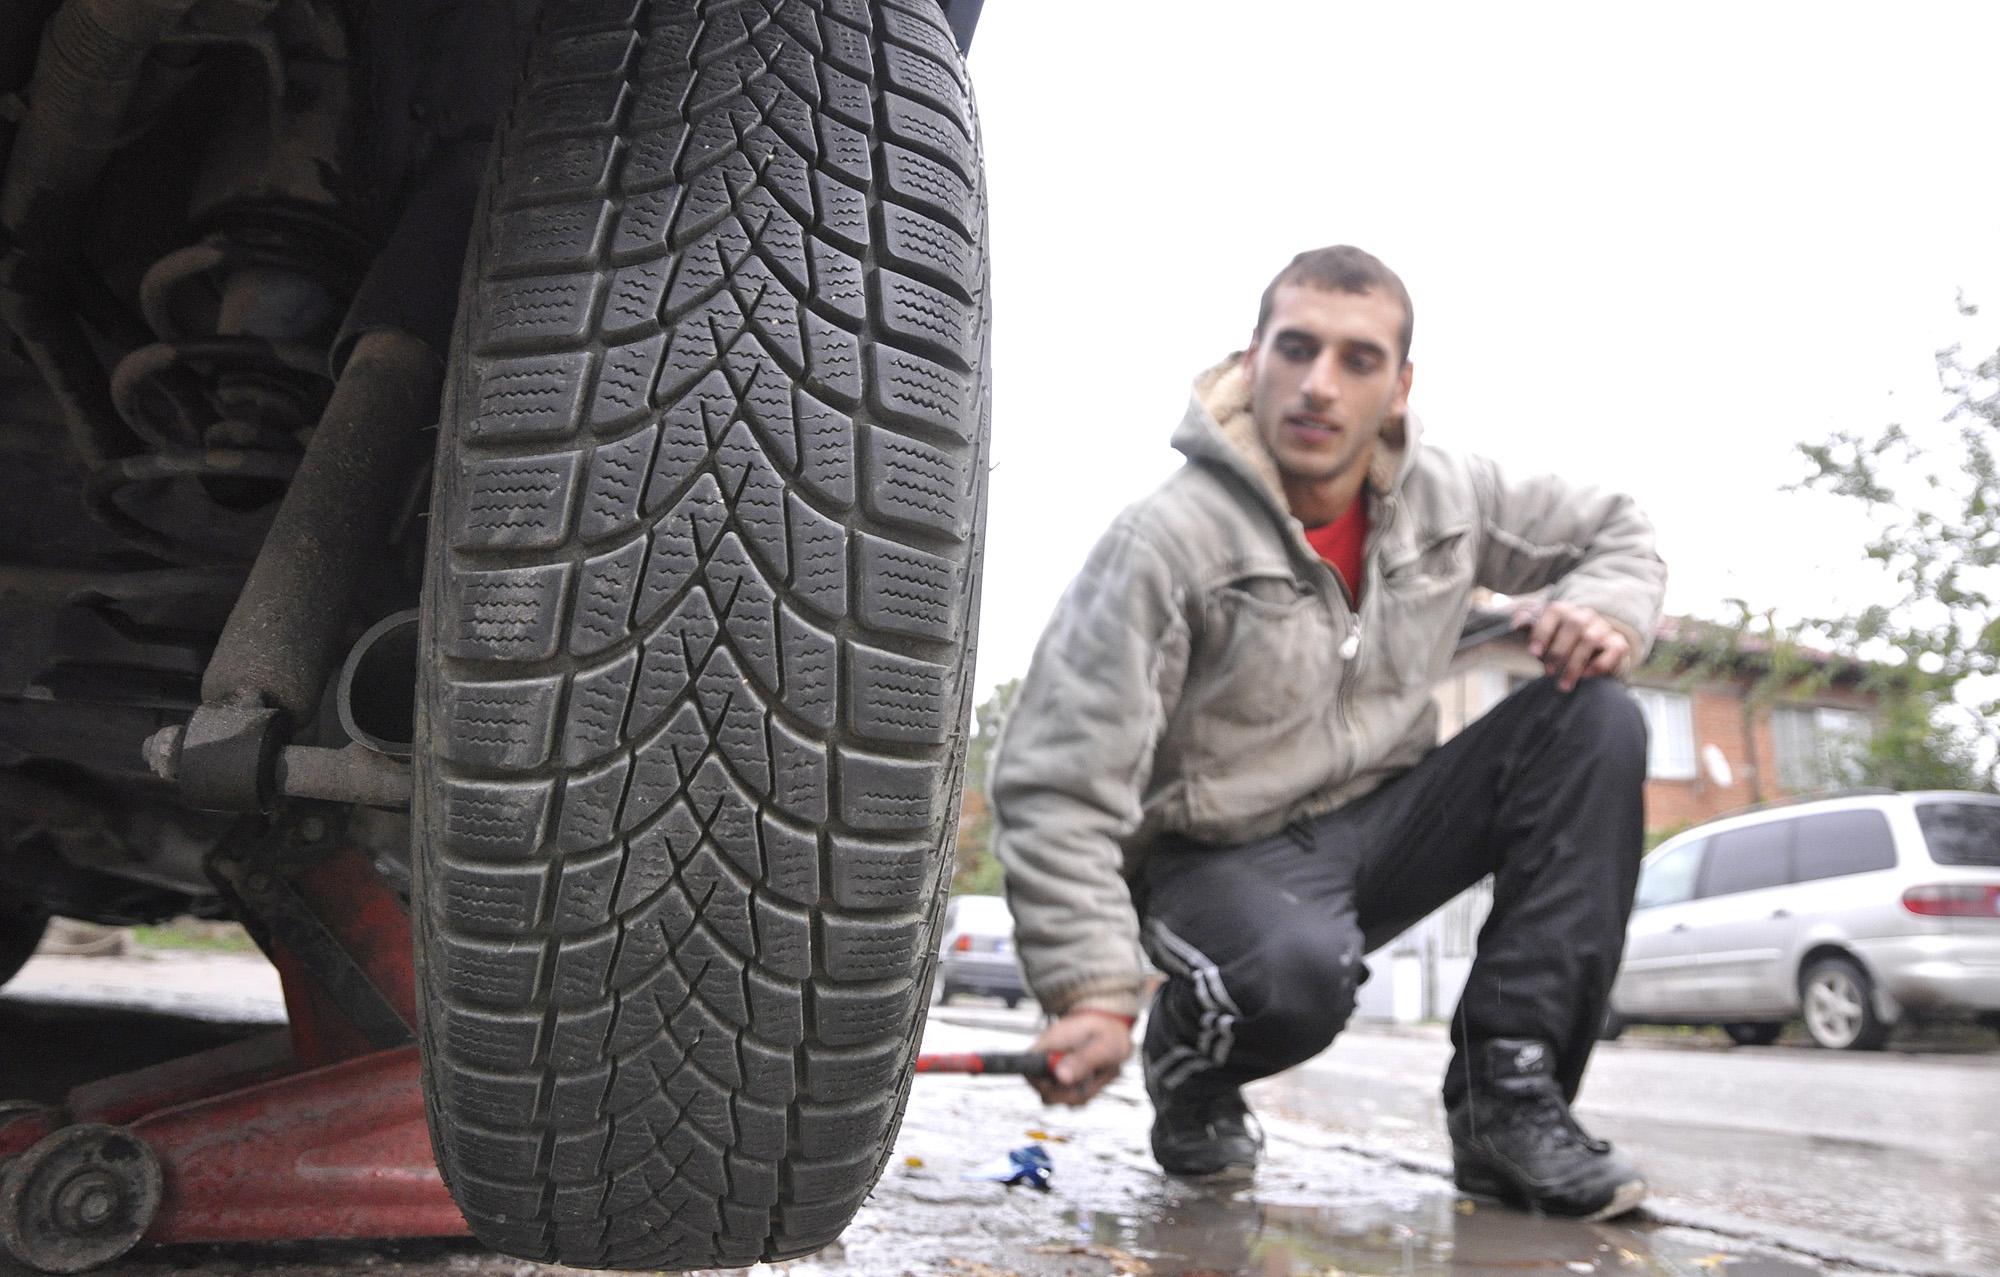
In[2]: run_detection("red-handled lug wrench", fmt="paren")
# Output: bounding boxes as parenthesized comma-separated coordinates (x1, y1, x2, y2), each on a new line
(914, 1051, 1059, 1078)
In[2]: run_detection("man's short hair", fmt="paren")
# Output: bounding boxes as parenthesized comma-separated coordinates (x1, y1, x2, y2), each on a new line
(1255, 245, 1414, 364)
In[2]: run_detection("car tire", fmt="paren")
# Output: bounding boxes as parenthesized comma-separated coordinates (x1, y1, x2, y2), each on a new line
(0, 903, 47, 990)
(1722, 1022, 1781, 1047)
(1596, 1010, 1627, 1042)
(411, 1, 989, 1267)
(1799, 957, 1890, 1051)
(1002, 994, 1019, 1010)
(936, 981, 957, 1006)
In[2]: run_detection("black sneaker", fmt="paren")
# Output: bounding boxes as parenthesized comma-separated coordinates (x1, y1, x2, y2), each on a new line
(1147, 1081, 1263, 1181)
(1447, 1039, 1646, 1221)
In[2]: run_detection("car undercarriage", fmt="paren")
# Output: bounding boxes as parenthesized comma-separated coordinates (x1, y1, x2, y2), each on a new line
(0, 0, 990, 1266)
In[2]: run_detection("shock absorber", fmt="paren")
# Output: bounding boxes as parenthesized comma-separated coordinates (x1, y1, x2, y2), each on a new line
(90, 211, 366, 564)
(71, 0, 369, 566)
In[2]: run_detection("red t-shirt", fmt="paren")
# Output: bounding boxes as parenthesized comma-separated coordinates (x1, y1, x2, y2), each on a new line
(1304, 500, 1368, 603)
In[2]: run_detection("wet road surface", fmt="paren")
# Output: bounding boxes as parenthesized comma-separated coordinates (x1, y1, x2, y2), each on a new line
(1251, 1018, 1999, 1276)
(1, 956, 1990, 1277)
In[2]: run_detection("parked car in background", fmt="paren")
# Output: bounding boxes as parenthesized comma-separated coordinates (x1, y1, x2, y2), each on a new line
(1607, 790, 2000, 1049)
(936, 893, 1027, 1008)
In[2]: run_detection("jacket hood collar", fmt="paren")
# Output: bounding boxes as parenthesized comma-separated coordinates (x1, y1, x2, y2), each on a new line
(1173, 353, 1422, 518)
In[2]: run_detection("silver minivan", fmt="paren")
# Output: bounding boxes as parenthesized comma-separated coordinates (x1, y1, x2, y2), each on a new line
(1608, 791, 2000, 1049)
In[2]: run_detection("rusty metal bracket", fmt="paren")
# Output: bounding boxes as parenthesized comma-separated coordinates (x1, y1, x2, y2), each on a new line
(142, 723, 412, 812)
(163, 704, 286, 812)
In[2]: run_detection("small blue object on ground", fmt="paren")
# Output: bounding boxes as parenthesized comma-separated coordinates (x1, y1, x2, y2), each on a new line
(964, 1143, 1053, 1191)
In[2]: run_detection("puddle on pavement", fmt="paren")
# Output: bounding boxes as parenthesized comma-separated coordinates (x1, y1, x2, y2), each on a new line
(1062, 1187, 1830, 1276)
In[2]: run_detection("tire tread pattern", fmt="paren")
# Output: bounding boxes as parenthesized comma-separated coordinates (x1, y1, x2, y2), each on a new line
(416, 0, 986, 1266)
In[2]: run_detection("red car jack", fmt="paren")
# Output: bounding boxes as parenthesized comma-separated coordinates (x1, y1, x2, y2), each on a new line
(0, 828, 467, 1273)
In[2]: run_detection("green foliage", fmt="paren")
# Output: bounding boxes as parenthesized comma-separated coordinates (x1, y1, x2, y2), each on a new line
(1793, 301, 1999, 793)
(131, 921, 258, 953)
(1856, 689, 1987, 791)
(952, 678, 1021, 892)
(1644, 604, 1838, 707)
(953, 849, 1005, 896)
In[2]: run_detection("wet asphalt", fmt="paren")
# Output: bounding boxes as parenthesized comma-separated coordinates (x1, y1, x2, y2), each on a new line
(1249, 1019, 1998, 1277)
(0, 954, 1993, 1277)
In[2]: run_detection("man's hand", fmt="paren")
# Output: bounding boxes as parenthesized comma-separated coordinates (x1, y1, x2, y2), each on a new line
(1514, 600, 1630, 692)
(1027, 1010, 1133, 1107)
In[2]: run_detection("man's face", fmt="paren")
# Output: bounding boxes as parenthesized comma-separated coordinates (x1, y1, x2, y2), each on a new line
(1242, 283, 1414, 509)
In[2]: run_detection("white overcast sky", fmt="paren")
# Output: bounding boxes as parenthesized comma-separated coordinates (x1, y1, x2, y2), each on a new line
(958, 2, 2000, 690)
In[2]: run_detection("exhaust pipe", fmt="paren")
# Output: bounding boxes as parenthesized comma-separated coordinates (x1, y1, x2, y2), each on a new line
(336, 610, 417, 758)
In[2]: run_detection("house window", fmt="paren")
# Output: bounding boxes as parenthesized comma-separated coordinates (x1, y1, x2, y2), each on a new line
(1773, 706, 1870, 791)
(1631, 687, 1696, 780)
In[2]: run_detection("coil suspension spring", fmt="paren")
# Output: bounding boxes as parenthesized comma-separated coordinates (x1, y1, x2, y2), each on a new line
(88, 207, 365, 566)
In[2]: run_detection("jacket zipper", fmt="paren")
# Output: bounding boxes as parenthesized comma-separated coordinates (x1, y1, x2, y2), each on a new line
(1335, 608, 1356, 734)
(1334, 619, 1359, 733)
(1335, 494, 1396, 734)
(1318, 552, 1357, 733)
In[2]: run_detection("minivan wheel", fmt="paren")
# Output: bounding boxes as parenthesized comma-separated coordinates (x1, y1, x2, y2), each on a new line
(1596, 1010, 1627, 1042)
(1722, 1022, 1781, 1047)
(1800, 957, 1890, 1051)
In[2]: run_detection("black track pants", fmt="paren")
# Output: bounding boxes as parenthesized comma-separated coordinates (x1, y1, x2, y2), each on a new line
(1136, 675, 1647, 1111)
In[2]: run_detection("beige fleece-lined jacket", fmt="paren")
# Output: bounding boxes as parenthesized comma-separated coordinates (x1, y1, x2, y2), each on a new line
(988, 355, 1668, 1020)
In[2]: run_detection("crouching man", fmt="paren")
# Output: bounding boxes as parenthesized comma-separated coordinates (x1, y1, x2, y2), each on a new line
(989, 245, 1666, 1220)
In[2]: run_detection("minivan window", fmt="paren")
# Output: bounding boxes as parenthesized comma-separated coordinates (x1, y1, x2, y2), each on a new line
(1916, 802, 2000, 868)
(1702, 821, 1792, 896)
(1635, 839, 1704, 909)
(1791, 809, 1897, 881)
